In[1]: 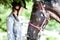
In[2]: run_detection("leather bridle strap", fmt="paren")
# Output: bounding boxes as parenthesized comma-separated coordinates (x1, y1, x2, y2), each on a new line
(29, 22, 40, 29)
(39, 2, 47, 31)
(29, 2, 47, 31)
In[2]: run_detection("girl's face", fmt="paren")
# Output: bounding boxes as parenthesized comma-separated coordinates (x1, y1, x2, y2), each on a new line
(14, 5, 24, 15)
(15, 5, 20, 10)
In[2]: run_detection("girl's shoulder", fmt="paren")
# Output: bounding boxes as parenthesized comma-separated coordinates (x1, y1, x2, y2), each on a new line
(6, 14, 14, 21)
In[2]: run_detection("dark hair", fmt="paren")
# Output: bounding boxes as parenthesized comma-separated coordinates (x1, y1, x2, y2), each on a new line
(12, 0, 27, 9)
(12, 1, 22, 9)
(12, 1, 27, 16)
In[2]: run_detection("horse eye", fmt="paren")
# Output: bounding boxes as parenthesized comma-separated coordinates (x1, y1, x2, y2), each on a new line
(41, 14, 44, 17)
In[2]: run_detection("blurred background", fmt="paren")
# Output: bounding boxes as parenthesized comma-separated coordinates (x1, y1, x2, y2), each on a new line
(0, 0, 60, 40)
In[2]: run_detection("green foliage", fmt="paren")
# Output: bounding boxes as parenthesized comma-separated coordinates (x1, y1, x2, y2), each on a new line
(45, 19, 60, 31)
(0, 0, 32, 8)
(21, 2, 33, 19)
(0, 4, 11, 32)
(2, 36, 8, 40)
(46, 37, 57, 40)
(0, 0, 12, 6)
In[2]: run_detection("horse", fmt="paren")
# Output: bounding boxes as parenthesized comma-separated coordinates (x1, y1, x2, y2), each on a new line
(27, 1, 48, 40)
(27, 1, 60, 40)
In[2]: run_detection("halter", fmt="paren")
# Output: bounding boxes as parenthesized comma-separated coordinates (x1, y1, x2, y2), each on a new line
(29, 2, 47, 31)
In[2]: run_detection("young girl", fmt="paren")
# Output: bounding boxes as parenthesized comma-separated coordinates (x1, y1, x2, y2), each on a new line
(6, 1, 27, 40)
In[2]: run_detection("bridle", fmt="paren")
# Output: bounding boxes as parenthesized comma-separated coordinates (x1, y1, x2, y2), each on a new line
(29, 2, 47, 31)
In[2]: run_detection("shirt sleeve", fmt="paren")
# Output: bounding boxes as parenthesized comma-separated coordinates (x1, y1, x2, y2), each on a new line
(6, 17, 15, 40)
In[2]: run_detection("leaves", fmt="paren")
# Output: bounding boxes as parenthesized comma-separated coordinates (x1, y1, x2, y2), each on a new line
(0, 0, 32, 6)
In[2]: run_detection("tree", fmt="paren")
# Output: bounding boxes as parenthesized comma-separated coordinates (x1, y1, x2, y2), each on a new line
(0, 0, 32, 7)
